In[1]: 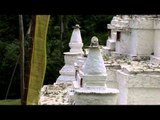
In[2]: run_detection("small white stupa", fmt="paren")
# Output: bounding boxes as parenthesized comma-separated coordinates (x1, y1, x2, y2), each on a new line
(56, 24, 84, 83)
(69, 24, 83, 54)
(83, 36, 107, 86)
(74, 36, 119, 105)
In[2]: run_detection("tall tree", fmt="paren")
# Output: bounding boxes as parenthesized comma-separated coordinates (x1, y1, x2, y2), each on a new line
(60, 15, 64, 41)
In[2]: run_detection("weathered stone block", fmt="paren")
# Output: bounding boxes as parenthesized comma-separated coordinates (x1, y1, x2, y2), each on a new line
(107, 39, 116, 50)
(74, 87, 119, 105)
(106, 68, 119, 89)
(117, 70, 160, 105)
(83, 75, 107, 86)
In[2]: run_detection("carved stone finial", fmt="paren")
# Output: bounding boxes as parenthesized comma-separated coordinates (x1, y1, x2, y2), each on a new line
(69, 24, 83, 53)
(90, 36, 99, 47)
(72, 24, 81, 29)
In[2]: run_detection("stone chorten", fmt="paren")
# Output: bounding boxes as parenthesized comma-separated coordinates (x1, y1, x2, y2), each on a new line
(56, 24, 83, 83)
(69, 24, 83, 54)
(83, 36, 107, 86)
(74, 36, 119, 105)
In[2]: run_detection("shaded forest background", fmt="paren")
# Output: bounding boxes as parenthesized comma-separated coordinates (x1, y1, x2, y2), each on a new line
(0, 15, 113, 100)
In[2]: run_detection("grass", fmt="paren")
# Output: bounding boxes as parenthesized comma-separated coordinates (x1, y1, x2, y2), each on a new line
(0, 99, 21, 105)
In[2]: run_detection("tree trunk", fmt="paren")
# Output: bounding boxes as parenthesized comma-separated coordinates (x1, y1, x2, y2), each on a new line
(60, 15, 64, 41)
(60, 15, 64, 50)
(19, 15, 25, 105)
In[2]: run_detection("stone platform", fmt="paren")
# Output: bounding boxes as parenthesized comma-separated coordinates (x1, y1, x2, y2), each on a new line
(74, 86, 119, 105)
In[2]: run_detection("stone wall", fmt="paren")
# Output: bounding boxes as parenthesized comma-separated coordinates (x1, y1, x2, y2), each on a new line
(106, 66, 120, 89)
(74, 92, 118, 105)
(129, 29, 154, 57)
(117, 70, 160, 105)
(116, 31, 130, 55)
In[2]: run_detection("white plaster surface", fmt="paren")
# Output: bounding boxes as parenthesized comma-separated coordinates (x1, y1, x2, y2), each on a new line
(56, 52, 80, 82)
(107, 39, 116, 50)
(64, 52, 81, 64)
(48, 15, 160, 105)
(110, 16, 122, 28)
(106, 68, 119, 89)
(154, 18, 160, 29)
(69, 43, 83, 53)
(129, 17, 154, 29)
(59, 65, 75, 75)
(117, 70, 160, 105)
(69, 25, 83, 53)
(76, 56, 87, 70)
(128, 16, 154, 57)
(75, 86, 119, 93)
(111, 30, 117, 41)
(149, 18, 160, 65)
(56, 74, 75, 82)
(108, 15, 130, 31)
(83, 75, 107, 86)
(154, 30, 160, 57)
(74, 93, 118, 105)
(116, 31, 130, 55)
(150, 55, 160, 65)
(106, 15, 131, 57)
(83, 41, 107, 86)
(70, 27, 82, 43)
(127, 88, 160, 105)
(103, 55, 160, 104)
(129, 29, 154, 56)
(74, 86, 119, 105)
(83, 47, 106, 75)
(129, 29, 137, 56)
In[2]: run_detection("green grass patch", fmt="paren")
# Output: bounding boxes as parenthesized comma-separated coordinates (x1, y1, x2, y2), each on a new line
(0, 99, 21, 105)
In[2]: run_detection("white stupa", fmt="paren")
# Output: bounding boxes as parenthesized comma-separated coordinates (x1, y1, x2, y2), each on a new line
(83, 36, 107, 86)
(69, 24, 83, 54)
(74, 36, 119, 105)
(56, 24, 84, 83)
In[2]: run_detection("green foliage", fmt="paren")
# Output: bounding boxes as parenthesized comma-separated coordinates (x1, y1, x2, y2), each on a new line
(0, 15, 30, 99)
(45, 39, 64, 84)
(0, 99, 21, 105)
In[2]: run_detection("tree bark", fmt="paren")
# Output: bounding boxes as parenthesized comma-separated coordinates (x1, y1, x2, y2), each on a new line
(60, 15, 64, 41)
(19, 15, 25, 105)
